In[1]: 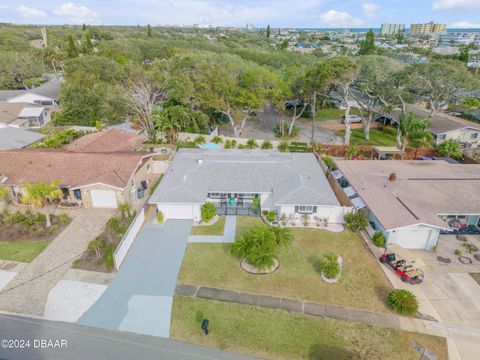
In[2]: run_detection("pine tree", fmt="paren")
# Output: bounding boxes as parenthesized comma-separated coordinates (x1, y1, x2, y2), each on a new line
(83, 31, 93, 53)
(359, 29, 376, 55)
(82, 23, 86, 31)
(458, 46, 469, 63)
(266, 25, 271, 38)
(147, 24, 152, 38)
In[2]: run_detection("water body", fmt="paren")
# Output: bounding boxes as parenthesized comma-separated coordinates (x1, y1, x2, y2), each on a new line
(296, 28, 480, 34)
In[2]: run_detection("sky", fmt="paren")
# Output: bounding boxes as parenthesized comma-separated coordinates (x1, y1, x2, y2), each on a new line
(1, 0, 480, 28)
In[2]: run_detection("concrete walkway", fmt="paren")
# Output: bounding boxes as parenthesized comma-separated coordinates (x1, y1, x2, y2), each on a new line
(189, 216, 237, 243)
(0, 209, 113, 316)
(78, 219, 192, 338)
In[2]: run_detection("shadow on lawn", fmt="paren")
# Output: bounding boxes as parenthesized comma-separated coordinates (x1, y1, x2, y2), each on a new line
(309, 343, 356, 360)
(307, 254, 323, 275)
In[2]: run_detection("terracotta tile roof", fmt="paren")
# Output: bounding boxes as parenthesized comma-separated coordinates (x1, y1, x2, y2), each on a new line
(336, 160, 480, 230)
(0, 149, 152, 189)
(62, 129, 146, 153)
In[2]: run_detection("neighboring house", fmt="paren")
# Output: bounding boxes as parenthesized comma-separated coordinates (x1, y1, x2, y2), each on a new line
(335, 160, 480, 250)
(0, 76, 62, 107)
(0, 102, 51, 128)
(0, 149, 156, 208)
(63, 129, 146, 153)
(150, 149, 348, 223)
(0, 125, 45, 150)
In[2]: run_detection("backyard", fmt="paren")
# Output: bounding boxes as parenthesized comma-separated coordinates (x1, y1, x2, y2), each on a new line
(171, 296, 448, 360)
(178, 216, 392, 313)
(336, 128, 397, 146)
(0, 208, 70, 262)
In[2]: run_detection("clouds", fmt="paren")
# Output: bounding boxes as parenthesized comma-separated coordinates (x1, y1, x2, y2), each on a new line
(319, 9, 364, 27)
(450, 20, 480, 28)
(17, 5, 46, 18)
(433, 0, 480, 10)
(362, 3, 379, 17)
(53, 2, 99, 24)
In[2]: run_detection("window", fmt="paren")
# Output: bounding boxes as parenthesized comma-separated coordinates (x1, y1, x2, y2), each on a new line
(208, 192, 229, 199)
(437, 134, 447, 140)
(295, 205, 317, 214)
(73, 189, 82, 200)
(470, 133, 479, 139)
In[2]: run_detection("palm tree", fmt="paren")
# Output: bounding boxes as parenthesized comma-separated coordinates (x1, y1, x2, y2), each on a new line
(22, 181, 62, 227)
(398, 112, 432, 158)
(231, 226, 277, 271)
(270, 226, 293, 248)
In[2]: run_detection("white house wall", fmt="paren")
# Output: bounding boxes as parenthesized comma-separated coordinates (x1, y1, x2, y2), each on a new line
(279, 205, 350, 224)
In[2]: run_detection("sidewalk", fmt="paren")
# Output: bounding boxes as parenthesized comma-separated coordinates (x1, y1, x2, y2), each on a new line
(189, 216, 237, 243)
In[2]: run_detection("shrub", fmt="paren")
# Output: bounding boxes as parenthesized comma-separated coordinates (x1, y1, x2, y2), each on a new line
(231, 139, 237, 148)
(372, 231, 386, 248)
(381, 125, 398, 137)
(224, 139, 232, 149)
(194, 135, 206, 145)
(58, 213, 70, 225)
(201, 202, 217, 222)
(211, 136, 223, 144)
(454, 249, 462, 257)
(176, 140, 196, 148)
(246, 138, 258, 149)
(261, 140, 272, 149)
(156, 211, 164, 224)
(438, 139, 463, 159)
(262, 210, 277, 223)
(388, 289, 418, 316)
(104, 244, 115, 270)
(238, 144, 245, 149)
(344, 211, 369, 233)
(320, 253, 340, 279)
(322, 155, 337, 171)
(278, 140, 289, 152)
(48, 224, 59, 234)
(252, 198, 261, 214)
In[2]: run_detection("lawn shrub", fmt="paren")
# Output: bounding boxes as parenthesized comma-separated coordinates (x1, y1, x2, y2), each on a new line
(372, 231, 386, 248)
(104, 244, 114, 270)
(59, 213, 70, 225)
(262, 210, 276, 223)
(322, 155, 337, 171)
(344, 212, 369, 233)
(201, 203, 217, 222)
(388, 289, 418, 316)
(211, 136, 223, 144)
(320, 252, 340, 279)
(278, 140, 289, 152)
(252, 198, 261, 214)
(194, 135, 206, 145)
(261, 140, 272, 149)
(381, 125, 398, 137)
(224, 139, 232, 149)
(177, 140, 196, 148)
(246, 139, 258, 149)
(238, 144, 245, 149)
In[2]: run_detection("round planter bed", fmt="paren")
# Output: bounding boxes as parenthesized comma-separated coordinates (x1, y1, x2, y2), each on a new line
(240, 258, 280, 275)
(458, 256, 473, 264)
(321, 256, 343, 283)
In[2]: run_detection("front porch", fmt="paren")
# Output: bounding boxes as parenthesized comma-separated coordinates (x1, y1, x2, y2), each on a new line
(215, 199, 258, 217)
(439, 215, 480, 236)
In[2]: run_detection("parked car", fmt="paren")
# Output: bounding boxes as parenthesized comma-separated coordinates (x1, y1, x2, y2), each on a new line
(375, 115, 399, 127)
(341, 115, 363, 123)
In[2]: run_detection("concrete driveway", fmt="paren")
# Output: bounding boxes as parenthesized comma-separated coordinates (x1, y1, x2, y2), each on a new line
(78, 218, 192, 338)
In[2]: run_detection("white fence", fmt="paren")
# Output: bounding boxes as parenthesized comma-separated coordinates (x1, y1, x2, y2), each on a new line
(113, 207, 145, 270)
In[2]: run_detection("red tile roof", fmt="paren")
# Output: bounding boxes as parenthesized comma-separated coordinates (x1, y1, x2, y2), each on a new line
(62, 129, 146, 153)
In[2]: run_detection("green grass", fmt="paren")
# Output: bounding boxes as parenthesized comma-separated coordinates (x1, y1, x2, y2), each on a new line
(470, 273, 480, 285)
(171, 296, 448, 360)
(190, 216, 226, 236)
(336, 128, 397, 146)
(235, 216, 264, 238)
(0, 239, 52, 262)
(179, 217, 392, 313)
(315, 108, 362, 121)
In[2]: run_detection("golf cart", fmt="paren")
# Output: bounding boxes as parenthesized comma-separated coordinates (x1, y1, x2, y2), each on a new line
(379, 252, 424, 285)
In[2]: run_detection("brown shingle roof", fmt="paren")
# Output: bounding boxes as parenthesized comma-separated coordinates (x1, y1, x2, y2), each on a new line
(62, 129, 146, 153)
(336, 160, 480, 230)
(0, 102, 26, 124)
(0, 149, 152, 189)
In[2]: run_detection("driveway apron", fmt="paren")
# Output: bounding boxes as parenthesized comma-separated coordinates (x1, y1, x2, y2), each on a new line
(78, 219, 192, 338)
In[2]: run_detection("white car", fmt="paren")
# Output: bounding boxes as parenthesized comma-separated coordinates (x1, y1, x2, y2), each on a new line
(341, 115, 363, 123)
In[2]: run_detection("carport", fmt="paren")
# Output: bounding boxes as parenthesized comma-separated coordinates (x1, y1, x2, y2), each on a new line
(78, 218, 192, 337)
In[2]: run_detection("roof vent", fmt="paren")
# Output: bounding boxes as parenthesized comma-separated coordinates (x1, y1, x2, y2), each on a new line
(197, 157, 203, 165)
(389, 173, 396, 182)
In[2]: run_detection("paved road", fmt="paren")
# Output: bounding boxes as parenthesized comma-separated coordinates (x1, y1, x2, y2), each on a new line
(78, 219, 192, 338)
(0, 209, 113, 315)
(0, 314, 251, 360)
(189, 216, 237, 243)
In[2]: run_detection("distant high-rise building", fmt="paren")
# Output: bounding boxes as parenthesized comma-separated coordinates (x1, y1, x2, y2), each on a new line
(380, 23, 405, 35)
(410, 21, 447, 35)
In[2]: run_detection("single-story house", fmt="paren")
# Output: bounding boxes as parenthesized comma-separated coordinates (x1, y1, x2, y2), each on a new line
(0, 125, 45, 150)
(335, 160, 480, 250)
(385, 106, 480, 148)
(62, 128, 146, 153)
(150, 149, 348, 223)
(0, 76, 62, 106)
(0, 102, 51, 128)
(0, 149, 156, 208)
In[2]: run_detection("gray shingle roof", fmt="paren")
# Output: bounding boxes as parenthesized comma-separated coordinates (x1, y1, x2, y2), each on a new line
(0, 76, 62, 102)
(150, 149, 340, 207)
(0, 126, 45, 149)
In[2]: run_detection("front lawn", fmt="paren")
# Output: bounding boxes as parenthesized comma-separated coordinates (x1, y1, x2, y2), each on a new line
(171, 296, 448, 360)
(178, 217, 392, 313)
(336, 128, 397, 146)
(0, 239, 52, 262)
(190, 216, 226, 236)
(315, 108, 363, 121)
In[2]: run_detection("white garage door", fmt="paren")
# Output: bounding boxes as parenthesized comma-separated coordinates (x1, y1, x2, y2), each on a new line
(164, 204, 194, 219)
(91, 189, 118, 208)
(391, 228, 431, 249)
